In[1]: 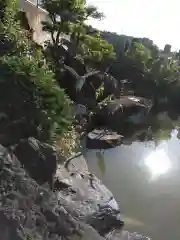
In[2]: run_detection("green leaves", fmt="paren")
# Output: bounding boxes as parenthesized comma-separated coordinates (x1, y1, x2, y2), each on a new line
(0, 54, 72, 137)
(85, 5, 104, 20)
(42, 0, 115, 66)
(0, 0, 73, 143)
(103, 32, 180, 106)
(83, 33, 115, 63)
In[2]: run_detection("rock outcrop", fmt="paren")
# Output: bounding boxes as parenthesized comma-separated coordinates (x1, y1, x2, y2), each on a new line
(91, 96, 152, 133)
(0, 139, 151, 240)
(13, 137, 58, 189)
(0, 144, 80, 240)
(86, 129, 123, 149)
(55, 153, 124, 236)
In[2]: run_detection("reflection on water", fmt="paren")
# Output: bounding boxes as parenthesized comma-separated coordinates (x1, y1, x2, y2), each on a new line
(123, 216, 144, 228)
(86, 114, 180, 240)
(96, 151, 106, 176)
(144, 143, 171, 180)
(171, 127, 179, 138)
(144, 126, 180, 180)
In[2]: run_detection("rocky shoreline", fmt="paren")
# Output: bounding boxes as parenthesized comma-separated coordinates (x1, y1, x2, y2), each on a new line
(0, 137, 150, 239)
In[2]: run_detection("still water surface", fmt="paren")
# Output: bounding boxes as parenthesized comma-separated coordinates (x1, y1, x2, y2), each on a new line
(85, 113, 180, 240)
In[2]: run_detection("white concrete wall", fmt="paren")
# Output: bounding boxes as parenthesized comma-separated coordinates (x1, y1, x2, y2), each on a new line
(19, 0, 70, 47)
(19, 0, 51, 45)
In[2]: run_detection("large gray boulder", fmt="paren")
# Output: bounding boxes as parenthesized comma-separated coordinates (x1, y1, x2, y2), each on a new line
(0, 144, 81, 240)
(0, 144, 113, 240)
(0, 139, 151, 240)
(92, 96, 152, 132)
(13, 137, 58, 189)
(54, 153, 151, 239)
(54, 153, 124, 236)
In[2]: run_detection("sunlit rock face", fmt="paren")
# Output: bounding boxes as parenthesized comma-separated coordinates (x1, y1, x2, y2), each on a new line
(55, 153, 124, 236)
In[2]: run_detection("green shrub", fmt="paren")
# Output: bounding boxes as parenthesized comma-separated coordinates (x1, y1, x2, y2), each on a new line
(0, 0, 73, 143)
(0, 54, 72, 142)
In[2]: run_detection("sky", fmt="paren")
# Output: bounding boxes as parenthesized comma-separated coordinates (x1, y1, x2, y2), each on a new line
(87, 0, 180, 51)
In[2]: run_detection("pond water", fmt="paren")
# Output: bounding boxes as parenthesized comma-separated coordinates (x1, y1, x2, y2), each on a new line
(85, 112, 180, 240)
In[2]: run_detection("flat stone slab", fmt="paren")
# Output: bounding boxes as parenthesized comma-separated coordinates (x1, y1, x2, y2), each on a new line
(86, 129, 123, 149)
(88, 129, 122, 141)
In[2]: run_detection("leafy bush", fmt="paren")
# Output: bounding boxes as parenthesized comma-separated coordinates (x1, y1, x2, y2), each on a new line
(0, 55, 72, 141)
(0, 0, 73, 143)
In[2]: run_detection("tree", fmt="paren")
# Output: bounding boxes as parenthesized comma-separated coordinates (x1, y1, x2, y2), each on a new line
(41, 0, 115, 67)
(0, 0, 72, 144)
(101, 31, 180, 109)
(41, 0, 115, 104)
(82, 32, 115, 69)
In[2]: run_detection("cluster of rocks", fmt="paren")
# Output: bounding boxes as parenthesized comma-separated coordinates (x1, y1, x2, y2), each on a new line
(73, 96, 153, 150)
(0, 137, 150, 239)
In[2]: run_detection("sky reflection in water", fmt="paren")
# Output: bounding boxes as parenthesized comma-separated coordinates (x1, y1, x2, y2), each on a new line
(86, 121, 180, 239)
(144, 147, 171, 179)
(143, 128, 179, 179)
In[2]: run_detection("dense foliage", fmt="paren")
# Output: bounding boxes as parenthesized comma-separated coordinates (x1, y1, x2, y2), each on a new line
(1, 0, 180, 147)
(40, 0, 180, 113)
(41, 0, 115, 101)
(41, 0, 115, 65)
(102, 32, 180, 109)
(0, 0, 72, 144)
